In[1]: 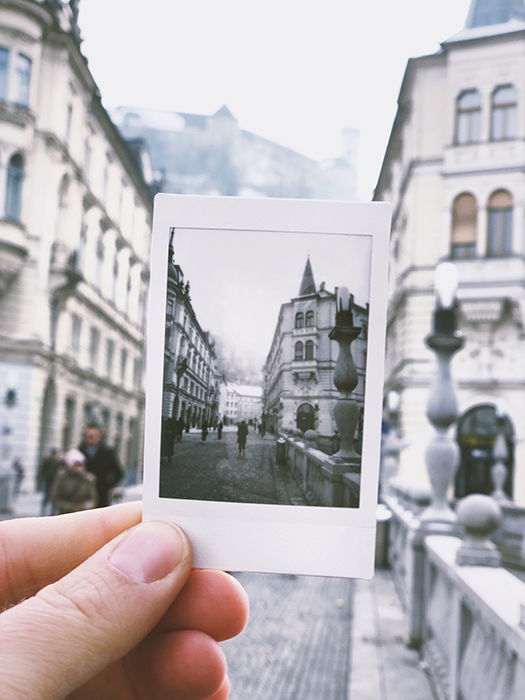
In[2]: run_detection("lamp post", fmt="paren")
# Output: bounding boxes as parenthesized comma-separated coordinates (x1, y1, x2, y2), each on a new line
(329, 287, 361, 464)
(421, 262, 464, 523)
(0, 374, 17, 512)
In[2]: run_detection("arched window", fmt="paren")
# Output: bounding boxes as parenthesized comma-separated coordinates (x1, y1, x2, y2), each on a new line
(491, 85, 517, 141)
(295, 312, 304, 329)
(451, 193, 477, 259)
(455, 90, 481, 144)
(487, 190, 513, 257)
(305, 310, 315, 327)
(305, 340, 314, 360)
(5, 153, 24, 220)
(294, 341, 304, 361)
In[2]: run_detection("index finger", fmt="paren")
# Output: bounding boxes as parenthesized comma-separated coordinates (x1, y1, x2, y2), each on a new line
(0, 501, 141, 609)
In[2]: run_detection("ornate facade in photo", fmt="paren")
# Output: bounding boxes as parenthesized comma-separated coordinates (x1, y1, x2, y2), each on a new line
(0, 0, 153, 486)
(375, 0, 525, 504)
(162, 240, 221, 429)
(262, 258, 368, 444)
(110, 105, 357, 201)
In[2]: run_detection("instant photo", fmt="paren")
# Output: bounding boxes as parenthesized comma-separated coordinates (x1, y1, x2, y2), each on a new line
(143, 195, 390, 577)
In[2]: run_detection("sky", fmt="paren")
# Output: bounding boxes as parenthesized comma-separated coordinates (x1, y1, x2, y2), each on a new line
(173, 228, 371, 369)
(78, 0, 473, 200)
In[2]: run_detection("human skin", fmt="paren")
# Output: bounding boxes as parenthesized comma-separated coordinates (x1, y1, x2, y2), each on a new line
(0, 502, 249, 699)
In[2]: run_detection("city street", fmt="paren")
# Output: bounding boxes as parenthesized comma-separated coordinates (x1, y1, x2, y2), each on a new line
(160, 427, 309, 505)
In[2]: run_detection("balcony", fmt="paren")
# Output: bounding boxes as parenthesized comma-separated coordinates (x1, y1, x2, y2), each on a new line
(0, 219, 28, 295)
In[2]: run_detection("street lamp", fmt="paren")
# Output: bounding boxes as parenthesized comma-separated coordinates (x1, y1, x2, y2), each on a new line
(421, 262, 464, 523)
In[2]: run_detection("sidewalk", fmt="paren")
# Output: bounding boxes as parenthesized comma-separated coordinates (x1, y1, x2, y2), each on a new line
(1, 489, 435, 699)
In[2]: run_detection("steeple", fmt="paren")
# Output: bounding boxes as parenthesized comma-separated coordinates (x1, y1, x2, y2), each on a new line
(298, 257, 316, 296)
(465, 0, 525, 28)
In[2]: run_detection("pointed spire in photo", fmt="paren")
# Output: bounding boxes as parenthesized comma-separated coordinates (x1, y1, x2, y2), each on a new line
(465, 0, 525, 28)
(298, 256, 316, 296)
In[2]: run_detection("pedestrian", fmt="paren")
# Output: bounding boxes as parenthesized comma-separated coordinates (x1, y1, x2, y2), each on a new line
(38, 448, 63, 515)
(201, 420, 208, 441)
(237, 420, 248, 456)
(79, 424, 123, 508)
(52, 448, 97, 514)
(12, 458, 25, 499)
(176, 416, 185, 442)
(217, 420, 223, 439)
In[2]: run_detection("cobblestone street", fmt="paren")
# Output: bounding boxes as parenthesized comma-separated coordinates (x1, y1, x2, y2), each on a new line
(160, 427, 309, 505)
(223, 572, 354, 700)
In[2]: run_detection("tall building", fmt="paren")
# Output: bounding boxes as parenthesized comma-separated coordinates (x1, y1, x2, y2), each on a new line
(0, 1, 153, 486)
(111, 105, 358, 201)
(163, 237, 220, 429)
(262, 258, 368, 444)
(375, 0, 525, 503)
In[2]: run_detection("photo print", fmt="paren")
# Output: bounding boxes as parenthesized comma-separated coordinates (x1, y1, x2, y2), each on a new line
(144, 195, 390, 577)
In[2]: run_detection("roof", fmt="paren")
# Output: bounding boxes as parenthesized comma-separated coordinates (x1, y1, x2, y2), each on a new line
(444, 0, 525, 44)
(298, 257, 316, 296)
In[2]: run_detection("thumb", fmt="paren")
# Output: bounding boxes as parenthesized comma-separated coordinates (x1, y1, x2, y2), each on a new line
(0, 520, 192, 698)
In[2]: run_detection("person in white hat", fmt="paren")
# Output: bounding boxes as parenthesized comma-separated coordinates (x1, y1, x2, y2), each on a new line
(52, 448, 97, 514)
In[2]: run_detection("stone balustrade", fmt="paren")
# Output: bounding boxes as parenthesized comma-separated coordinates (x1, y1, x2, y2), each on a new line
(385, 490, 525, 699)
(279, 434, 360, 508)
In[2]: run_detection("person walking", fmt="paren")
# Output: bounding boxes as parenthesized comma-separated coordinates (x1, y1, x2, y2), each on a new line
(201, 420, 208, 442)
(217, 420, 223, 439)
(38, 448, 63, 515)
(237, 420, 248, 457)
(79, 424, 123, 508)
(52, 449, 97, 515)
(12, 458, 25, 500)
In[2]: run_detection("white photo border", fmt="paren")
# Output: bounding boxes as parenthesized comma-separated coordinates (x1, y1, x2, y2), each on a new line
(143, 194, 391, 578)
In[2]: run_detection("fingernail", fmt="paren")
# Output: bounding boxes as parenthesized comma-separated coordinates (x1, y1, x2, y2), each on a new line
(109, 521, 187, 583)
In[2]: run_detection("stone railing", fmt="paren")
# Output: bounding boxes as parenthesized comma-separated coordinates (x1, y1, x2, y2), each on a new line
(384, 491, 525, 699)
(280, 435, 360, 508)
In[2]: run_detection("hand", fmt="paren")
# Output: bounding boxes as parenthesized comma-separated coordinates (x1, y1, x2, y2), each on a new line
(0, 502, 248, 699)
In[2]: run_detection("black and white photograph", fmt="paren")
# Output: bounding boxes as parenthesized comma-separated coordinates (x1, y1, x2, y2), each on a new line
(159, 226, 371, 509)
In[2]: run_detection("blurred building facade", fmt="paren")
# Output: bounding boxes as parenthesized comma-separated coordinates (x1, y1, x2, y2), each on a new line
(163, 239, 220, 429)
(262, 258, 368, 441)
(375, 0, 525, 504)
(0, 0, 153, 486)
(111, 105, 358, 201)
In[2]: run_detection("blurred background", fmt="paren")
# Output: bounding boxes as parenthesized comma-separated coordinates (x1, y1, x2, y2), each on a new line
(1, 2, 524, 699)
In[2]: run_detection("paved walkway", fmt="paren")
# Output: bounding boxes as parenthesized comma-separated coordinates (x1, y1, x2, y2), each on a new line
(2, 487, 435, 699)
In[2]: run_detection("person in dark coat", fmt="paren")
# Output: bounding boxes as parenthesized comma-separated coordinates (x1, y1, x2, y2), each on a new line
(237, 421, 248, 456)
(52, 448, 97, 515)
(217, 421, 223, 439)
(38, 448, 63, 515)
(201, 420, 208, 441)
(79, 424, 123, 508)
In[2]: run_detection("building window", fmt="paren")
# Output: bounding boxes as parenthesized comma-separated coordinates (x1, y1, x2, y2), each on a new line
(133, 357, 142, 389)
(294, 341, 304, 361)
(120, 348, 128, 382)
(487, 190, 513, 257)
(491, 85, 517, 141)
(96, 237, 104, 289)
(111, 258, 119, 304)
(5, 153, 24, 220)
(78, 224, 87, 269)
(451, 193, 477, 259)
(106, 339, 115, 376)
(84, 139, 91, 179)
(89, 327, 100, 369)
(305, 340, 315, 360)
(305, 310, 315, 327)
(295, 312, 304, 329)
(65, 103, 73, 144)
(455, 89, 481, 144)
(0, 47, 8, 99)
(125, 274, 132, 315)
(14, 53, 31, 105)
(71, 313, 82, 354)
(58, 174, 69, 209)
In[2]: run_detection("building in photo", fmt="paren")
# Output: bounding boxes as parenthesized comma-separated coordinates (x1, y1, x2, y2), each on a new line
(220, 383, 263, 425)
(111, 105, 358, 201)
(262, 258, 368, 444)
(163, 239, 221, 429)
(0, 0, 153, 486)
(375, 0, 525, 504)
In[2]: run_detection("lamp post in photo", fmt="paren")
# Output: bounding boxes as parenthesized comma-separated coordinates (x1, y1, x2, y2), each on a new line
(0, 375, 17, 512)
(421, 262, 464, 524)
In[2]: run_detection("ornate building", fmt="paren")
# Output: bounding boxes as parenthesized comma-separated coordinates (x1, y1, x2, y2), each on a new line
(0, 1, 153, 486)
(110, 105, 358, 201)
(162, 236, 220, 429)
(262, 258, 368, 443)
(220, 383, 263, 425)
(375, 0, 525, 503)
